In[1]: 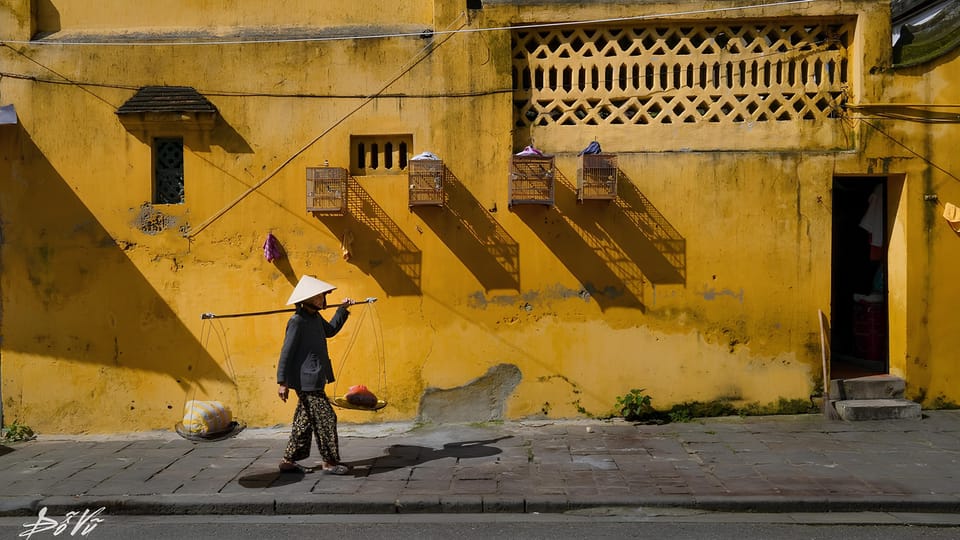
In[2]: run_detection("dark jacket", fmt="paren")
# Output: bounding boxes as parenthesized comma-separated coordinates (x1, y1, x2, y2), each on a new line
(276, 304, 350, 391)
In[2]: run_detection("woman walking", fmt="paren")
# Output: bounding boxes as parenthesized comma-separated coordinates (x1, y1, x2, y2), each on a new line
(276, 275, 354, 474)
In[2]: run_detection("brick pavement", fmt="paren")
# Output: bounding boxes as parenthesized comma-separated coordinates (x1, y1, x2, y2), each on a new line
(1, 411, 959, 516)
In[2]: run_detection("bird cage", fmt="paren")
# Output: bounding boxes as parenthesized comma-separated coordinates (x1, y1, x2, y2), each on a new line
(577, 153, 618, 201)
(306, 166, 347, 212)
(509, 155, 555, 207)
(408, 158, 445, 207)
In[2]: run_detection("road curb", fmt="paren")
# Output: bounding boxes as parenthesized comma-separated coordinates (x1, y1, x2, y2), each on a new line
(6, 494, 960, 517)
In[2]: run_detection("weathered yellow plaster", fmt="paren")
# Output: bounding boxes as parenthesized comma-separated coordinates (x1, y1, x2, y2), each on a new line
(2, 0, 960, 434)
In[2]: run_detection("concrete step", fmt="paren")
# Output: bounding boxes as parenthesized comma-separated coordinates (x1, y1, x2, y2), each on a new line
(830, 374, 905, 400)
(833, 398, 921, 421)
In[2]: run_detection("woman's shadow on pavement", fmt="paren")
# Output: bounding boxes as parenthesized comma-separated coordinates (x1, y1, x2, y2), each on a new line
(238, 436, 511, 487)
(345, 436, 512, 476)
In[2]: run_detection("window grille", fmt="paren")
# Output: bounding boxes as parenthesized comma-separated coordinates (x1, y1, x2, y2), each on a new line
(350, 135, 412, 176)
(577, 153, 618, 201)
(509, 155, 555, 207)
(154, 137, 184, 204)
(408, 159, 445, 207)
(306, 166, 347, 212)
(512, 19, 851, 128)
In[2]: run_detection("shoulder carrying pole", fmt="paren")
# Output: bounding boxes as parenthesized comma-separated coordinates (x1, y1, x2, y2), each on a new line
(201, 297, 377, 320)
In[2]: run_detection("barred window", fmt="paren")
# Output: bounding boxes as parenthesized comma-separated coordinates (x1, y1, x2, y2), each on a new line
(351, 134, 412, 176)
(153, 137, 184, 204)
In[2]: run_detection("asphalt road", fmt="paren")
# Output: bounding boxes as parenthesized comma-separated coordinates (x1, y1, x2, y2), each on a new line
(3, 511, 960, 540)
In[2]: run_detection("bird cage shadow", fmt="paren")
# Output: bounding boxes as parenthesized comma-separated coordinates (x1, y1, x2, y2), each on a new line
(611, 173, 686, 285)
(513, 168, 646, 311)
(415, 165, 520, 291)
(313, 178, 422, 296)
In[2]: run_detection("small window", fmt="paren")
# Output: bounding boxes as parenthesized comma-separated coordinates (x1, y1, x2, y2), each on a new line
(154, 137, 184, 204)
(350, 134, 413, 176)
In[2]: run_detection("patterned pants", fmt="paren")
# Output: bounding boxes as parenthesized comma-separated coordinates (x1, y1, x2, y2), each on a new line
(283, 390, 340, 464)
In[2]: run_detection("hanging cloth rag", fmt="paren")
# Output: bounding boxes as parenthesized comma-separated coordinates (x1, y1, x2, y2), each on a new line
(858, 184, 884, 260)
(263, 232, 282, 262)
(578, 141, 602, 156)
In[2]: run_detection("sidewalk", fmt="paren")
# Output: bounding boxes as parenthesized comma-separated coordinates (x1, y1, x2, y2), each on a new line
(2, 411, 959, 517)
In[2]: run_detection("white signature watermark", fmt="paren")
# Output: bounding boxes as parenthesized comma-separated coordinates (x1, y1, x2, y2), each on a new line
(19, 506, 106, 539)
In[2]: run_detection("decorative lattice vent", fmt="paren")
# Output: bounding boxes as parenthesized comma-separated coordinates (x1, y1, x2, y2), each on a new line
(306, 166, 347, 212)
(408, 159, 445, 207)
(577, 153, 618, 201)
(509, 155, 555, 207)
(512, 19, 852, 128)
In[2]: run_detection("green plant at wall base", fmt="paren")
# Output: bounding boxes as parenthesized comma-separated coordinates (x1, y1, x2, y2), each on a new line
(573, 399, 593, 417)
(616, 389, 654, 421)
(932, 395, 960, 410)
(739, 398, 818, 416)
(2, 420, 35, 442)
(665, 400, 738, 423)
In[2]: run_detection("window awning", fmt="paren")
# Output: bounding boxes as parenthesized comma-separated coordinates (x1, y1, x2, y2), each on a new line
(116, 86, 217, 136)
(116, 86, 218, 116)
(0, 104, 17, 125)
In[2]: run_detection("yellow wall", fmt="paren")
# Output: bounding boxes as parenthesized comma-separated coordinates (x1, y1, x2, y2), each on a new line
(868, 50, 960, 404)
(2, 0, 960, 434)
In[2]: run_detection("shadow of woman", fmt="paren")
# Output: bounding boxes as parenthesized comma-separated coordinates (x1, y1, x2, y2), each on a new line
(344, 436, 513, 476)
(237, 468, 312, 488)
(236, 436, 513, 486)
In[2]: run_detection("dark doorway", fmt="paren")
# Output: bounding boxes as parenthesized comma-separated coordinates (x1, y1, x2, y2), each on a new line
(831, 177, 888, 378)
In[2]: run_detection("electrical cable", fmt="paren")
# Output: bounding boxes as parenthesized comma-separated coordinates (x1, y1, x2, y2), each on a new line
(0, 0, 815, 47)
(183, 12, 467, 238)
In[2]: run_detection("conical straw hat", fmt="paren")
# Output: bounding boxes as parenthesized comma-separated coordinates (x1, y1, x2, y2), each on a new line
(286, 275, 337, 305)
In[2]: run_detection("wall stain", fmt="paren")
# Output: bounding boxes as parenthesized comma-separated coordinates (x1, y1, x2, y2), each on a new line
(417, 363, 522, 424)
(131, 203, 180, 235)
(468, 284, 593, 309)
(699, 286, 745, 303)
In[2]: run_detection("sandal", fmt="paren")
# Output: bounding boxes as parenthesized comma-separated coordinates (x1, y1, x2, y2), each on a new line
(321, 464, 350, 475)
(279, 461, 311, 473)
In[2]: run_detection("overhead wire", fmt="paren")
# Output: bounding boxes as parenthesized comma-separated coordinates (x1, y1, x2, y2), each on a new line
(1, 42, 120, 109)
(0, 0, 815, 48)
(0, 35, 838, 101)
(4, 0, 953, 206)
(0, 0, 831, 104)
(830, 91, 959, 189)
(183, 12, 468, 238)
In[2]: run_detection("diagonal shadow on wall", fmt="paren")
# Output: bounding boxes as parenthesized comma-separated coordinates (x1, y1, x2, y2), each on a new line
(606, 172, 686, 285)
(513, 170, 646, 311)
(314, 179, 421, 296)
(0, 128, 232, 395)
(416, 166, 520, 291)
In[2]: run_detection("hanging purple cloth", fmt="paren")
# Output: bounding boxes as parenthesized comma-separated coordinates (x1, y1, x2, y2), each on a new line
(263, 232, 282, 262)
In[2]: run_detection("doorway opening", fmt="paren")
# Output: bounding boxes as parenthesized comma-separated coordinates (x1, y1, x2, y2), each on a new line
(831, 176, 888, 379)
